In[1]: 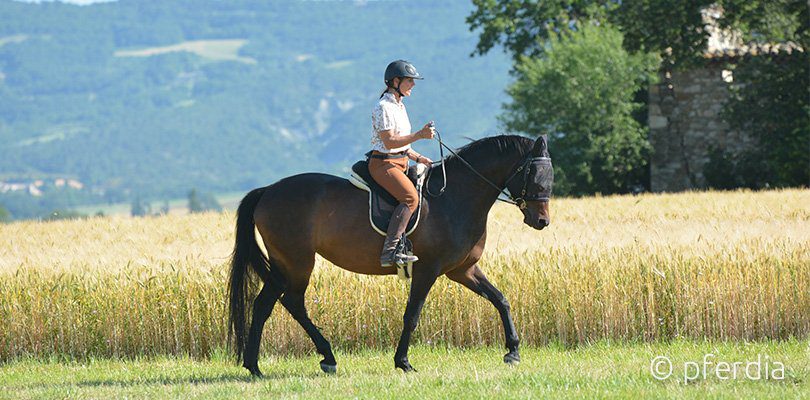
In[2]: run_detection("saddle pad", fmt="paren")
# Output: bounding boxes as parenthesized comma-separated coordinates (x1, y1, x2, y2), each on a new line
(349, 160, 427, 236)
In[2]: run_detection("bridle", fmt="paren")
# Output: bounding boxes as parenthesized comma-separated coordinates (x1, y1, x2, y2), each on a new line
(426, 129, 551, 210)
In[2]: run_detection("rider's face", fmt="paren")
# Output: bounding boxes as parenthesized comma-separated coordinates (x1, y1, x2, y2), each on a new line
(397, 77, 415, 96)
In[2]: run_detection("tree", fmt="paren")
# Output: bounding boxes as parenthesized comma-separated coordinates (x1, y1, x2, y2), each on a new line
(130, 195, 149, 217)
(43, 209, 87, 221)
(713, 0, 809, 188)
(502, 23, 659, 195)
(717, 52, 810, 188)
(188, 188, 221, 213)
(469, 0, 809, 192)
(467, 0, 714, 69)
(188, 189, 203, 213)
(718, 0, 809, 50)
(0, 204, 10, 223)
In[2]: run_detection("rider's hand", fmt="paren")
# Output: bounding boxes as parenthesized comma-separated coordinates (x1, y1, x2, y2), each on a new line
(418, 122, 435, 140)
(417, 155, 433, 166)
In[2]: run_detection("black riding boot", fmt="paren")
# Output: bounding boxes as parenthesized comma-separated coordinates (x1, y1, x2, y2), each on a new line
(381, 204, 419, 267)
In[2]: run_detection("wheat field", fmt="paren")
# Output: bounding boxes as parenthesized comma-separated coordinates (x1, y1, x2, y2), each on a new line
(1, 189, 808, 361)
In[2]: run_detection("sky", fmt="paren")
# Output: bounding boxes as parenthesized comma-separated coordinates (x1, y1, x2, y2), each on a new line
(14, 0, 116, 5)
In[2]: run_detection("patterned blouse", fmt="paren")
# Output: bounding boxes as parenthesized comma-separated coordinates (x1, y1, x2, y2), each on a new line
(371, 92, 412, 153)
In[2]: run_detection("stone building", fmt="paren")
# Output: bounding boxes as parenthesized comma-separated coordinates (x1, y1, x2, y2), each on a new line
(648, 8, 802, 192)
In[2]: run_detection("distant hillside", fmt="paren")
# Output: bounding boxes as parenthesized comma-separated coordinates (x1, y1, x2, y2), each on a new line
(0, 0, 512, 219)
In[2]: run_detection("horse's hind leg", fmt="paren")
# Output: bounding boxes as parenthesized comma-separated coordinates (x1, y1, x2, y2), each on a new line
(243, 282, 283, 377)
(446, 264, 521, 365)
(281, 287, 337, 374)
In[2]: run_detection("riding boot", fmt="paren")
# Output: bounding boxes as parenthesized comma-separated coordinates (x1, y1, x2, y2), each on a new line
(380, 203, 419, 267)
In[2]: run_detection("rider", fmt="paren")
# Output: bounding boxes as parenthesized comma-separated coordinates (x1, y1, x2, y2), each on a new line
(370, 60, 435, 268)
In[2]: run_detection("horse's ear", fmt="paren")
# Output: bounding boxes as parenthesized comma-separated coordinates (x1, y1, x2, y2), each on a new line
(534, 135, 548, 155)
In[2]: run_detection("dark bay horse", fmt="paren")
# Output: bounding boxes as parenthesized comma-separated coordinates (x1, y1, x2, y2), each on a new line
(228, 134, 553, 376)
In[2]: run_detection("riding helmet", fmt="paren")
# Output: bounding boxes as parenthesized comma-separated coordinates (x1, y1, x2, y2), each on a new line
(384, 60, 423, 84)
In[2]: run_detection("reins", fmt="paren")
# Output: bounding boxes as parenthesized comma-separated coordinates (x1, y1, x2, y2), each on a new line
(426, 127, 538, 209)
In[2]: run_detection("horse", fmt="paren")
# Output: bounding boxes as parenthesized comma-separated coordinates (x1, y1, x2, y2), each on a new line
(228, 134, 553, 376)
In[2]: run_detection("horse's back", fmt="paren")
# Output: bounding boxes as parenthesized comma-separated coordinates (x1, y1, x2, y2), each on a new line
(251, 172, 388, 273)
(253, 172, 366, 237)
(255, 173, 356, 217)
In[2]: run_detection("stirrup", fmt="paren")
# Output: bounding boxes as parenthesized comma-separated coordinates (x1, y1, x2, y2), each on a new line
(395, 253, 419, 265)
(380, 252, 417, 268)
(395, 252, 416, 280)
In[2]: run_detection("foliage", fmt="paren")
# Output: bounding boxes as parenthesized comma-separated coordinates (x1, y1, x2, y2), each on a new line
(467, 0, 805, 69)
(469, 0, 809, 193)
(718, 0, 809, 49)
(0, 204, 9, 222)
(502, 23, 659, 195)
(42, 209, 87, 221)
(468, 0, 714, 69)
(188, 188, 221, 213)
(718, 53, 810, 188)
(0, 186, 99, 220)
(130, 195, 150, 217)
(713, 0, 809, 189)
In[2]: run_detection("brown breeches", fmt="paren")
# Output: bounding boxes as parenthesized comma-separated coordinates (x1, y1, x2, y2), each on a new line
(368, 154, 418, 214)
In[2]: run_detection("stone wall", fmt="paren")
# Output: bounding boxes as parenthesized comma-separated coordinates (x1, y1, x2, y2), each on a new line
(648, 66, 753, 192)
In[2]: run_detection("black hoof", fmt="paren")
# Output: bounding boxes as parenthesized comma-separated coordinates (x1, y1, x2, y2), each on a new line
(395, 360, 417, 373)
(320, 361, 337, 374)
(245, 364, 263, 377)
(504, 350, 521, 365)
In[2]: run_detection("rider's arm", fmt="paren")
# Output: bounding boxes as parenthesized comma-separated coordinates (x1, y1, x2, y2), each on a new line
(378, 128, 429, 150)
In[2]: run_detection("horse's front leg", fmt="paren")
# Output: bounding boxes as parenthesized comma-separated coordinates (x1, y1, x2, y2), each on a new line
(446, 264, 520, 365)
(394, 267, 439, 372)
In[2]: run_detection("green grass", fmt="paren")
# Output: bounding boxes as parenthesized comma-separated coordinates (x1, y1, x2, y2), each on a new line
(2, 341, 807, 399)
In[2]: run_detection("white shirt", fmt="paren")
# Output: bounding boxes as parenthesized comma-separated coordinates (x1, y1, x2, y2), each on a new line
(371, 92, 412, 153)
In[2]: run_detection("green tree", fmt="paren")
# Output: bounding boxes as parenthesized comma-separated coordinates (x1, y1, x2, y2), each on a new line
(714, 0, 809, 188)
(188, 188, 221, 213)
(502, 23, 659, 195)
(0, 204, 10, 222)
(469, 0, 809, 192)
(130, 196, 149, 217)
(43, 209, 87, 221)
(188, 189, 203, 213)
(468, 0, 713, 69)
(718, 53, 810, 188)
(718, 0, 809, 49)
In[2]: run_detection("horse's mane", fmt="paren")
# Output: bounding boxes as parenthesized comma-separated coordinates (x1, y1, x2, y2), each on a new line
(445, 134, 534, 165)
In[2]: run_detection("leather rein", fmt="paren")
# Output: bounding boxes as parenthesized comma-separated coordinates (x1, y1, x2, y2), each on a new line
(426, 129, 550, 210)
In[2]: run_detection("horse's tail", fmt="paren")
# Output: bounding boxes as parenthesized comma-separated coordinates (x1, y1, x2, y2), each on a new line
(227, 186, 282, 361)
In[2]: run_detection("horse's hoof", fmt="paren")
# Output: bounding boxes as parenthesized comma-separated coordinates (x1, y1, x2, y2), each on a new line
(245, 365, 264, 377)
(395, 361, 417, 373)
(320, 361, 337, 374)
(504, 351, 521, 366)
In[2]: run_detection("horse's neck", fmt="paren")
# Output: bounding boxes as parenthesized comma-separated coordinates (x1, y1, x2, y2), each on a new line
(439, 148, 523, 219)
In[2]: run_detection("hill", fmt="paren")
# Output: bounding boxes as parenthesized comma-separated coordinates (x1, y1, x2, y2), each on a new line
(0, 0, 512, 219)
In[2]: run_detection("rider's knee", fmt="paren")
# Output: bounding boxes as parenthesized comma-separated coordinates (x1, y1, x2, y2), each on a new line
(403, 193, 418, 213)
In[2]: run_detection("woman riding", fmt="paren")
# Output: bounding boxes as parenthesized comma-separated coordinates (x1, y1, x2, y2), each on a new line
(369, 60, 435, 268)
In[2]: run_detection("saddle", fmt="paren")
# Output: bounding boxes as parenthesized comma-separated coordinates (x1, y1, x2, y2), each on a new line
(348, 160, 428, 236)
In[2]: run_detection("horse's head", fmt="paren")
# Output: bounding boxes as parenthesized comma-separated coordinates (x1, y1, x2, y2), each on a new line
(506, 135, 553, 230)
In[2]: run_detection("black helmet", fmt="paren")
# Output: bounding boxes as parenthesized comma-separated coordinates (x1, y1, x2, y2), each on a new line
(384, 60, 423, 84)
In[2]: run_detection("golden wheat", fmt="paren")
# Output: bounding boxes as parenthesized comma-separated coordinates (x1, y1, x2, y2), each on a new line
(1, 189, 808, 360)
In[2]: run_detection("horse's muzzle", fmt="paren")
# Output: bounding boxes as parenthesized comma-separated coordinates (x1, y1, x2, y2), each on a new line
(534, 219, 549, 230)
(524, 216, 548, 230)
(523, 200, 550, 230)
